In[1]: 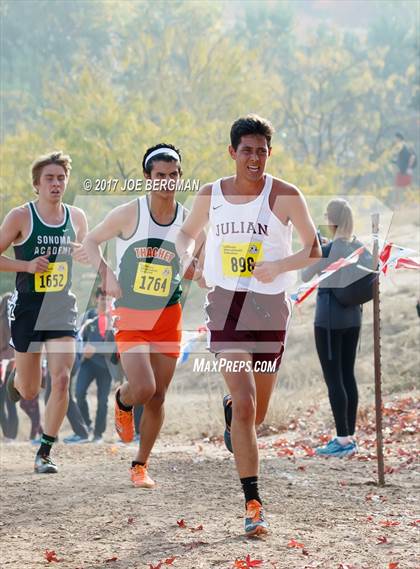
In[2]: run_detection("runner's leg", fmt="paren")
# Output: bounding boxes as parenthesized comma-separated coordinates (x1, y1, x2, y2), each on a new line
(14, 352, 42, 400)
(220, 351, 257, 478)
(44, 337, 75, 436)
(134, 353, 176, 464)
(254, 371, 278, 426)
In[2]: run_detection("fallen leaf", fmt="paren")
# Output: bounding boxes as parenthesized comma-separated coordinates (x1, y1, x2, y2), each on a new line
(376, 535, 388, 544)
(44, 550, 61, 563)
(127, 517, 135, 524)
(388, 563, 399, 569)
(233, 554, 263, 568)
(379, 520, 400, 527)
(164, 557, 176, 565)
(287, 538, 305, 548)
(105, 557, 118, 563)
(176, 519, 187, 528)
(190, 524, 203, 532)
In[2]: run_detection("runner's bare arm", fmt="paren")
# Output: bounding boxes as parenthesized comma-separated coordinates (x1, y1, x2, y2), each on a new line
(176, 185, 211, 267)
(69, 207, 89, 264)
(0, 208, 49, 273)
(254, 185, 321, 283)
(83, 205, 130, 298)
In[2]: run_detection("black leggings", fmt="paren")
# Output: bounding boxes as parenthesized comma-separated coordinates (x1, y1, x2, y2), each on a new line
(315, 326, 360, 437)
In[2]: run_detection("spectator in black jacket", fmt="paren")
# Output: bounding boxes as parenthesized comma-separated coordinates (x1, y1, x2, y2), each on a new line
(75, 288, 115, 443)
(302, 199, 372, 458)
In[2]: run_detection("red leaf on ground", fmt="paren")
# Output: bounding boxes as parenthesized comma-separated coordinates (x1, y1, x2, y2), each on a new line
(190, 524, 203, 532)
(127, 517, 135, 524)
(44, 550, 61, 563)
(149, 564, 162, 569)
(287, 538, 305, 548)
(302, 446, 316, 457)
(409, 519, 420, 526)
(388, 563, 399, 569)
(176, 519, 187, 528)
(366, 515, 373, 522)
(164, 557, 176, 565)
(105, 557, 118, 563)
(297, 465, 306, 471)
(273, 438, 288, 448)
(244, 554, 263, 567)
(379, 520, 400, 527)
(277, 448, 294, 457)
(376, 535, 388, 544)
(233, 554, 263, 568)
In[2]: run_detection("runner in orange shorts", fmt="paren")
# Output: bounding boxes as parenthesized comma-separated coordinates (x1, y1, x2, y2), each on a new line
(83, 143, 203, 487)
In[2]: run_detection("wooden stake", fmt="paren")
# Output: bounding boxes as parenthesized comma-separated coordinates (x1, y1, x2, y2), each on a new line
(372, 213, 385, 486)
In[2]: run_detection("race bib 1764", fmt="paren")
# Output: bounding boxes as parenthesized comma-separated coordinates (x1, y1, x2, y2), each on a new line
(133, 262, 172, 297)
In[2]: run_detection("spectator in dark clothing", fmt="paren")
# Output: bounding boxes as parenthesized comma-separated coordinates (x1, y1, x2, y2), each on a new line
(392, 132, 416, 188)
(76, 288, 115, 443)
(0, 293, 18, 441)
(1, 292, 45, 442)
(302, 199, 372, 458)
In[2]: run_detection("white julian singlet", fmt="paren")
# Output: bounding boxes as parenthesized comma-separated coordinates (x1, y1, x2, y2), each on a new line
(203, 174, 295, 294)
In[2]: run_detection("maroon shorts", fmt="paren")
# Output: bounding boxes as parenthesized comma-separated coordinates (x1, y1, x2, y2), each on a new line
(205, 287, 291, 372)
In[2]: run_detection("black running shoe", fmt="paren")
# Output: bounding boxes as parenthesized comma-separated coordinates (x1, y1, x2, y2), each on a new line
(223, 394, 233, 453)
(34, 454, 58, 474)
(6, 369, 21, 403)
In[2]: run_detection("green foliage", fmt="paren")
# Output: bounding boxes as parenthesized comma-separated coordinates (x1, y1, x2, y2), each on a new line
(1, 0, 418, 218)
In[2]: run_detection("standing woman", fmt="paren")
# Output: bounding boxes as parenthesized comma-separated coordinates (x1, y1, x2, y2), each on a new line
(302, 198, 370, 457)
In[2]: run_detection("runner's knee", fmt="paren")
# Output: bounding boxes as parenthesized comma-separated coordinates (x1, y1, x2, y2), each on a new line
(130, 384, 155, 405)
(49, 371, 70, 396)
(19, 385, 40, 400)
(146, 390, 166, 409)
(233, 395, 256, 423)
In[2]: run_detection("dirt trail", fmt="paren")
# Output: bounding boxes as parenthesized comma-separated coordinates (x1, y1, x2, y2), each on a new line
(1, 421, 418, 569)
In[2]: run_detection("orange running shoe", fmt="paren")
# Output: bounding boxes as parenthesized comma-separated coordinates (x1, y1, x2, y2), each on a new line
(130, 464, 156, 488)
(244, 499, 269, 536)
(114, 387, 134, 443)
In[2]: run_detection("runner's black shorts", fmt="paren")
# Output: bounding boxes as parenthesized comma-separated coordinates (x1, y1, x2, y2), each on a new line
(8, 291, 77, 353)
(205, 286, 291, 372)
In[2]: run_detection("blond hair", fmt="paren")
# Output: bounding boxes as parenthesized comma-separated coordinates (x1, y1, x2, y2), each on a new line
(326, 198, 354, 240)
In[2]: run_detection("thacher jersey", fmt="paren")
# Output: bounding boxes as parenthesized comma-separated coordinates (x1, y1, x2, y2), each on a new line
(13, 201, 76, 297)
(203, 174, 295, 294)
(115, 196, 186, 310)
